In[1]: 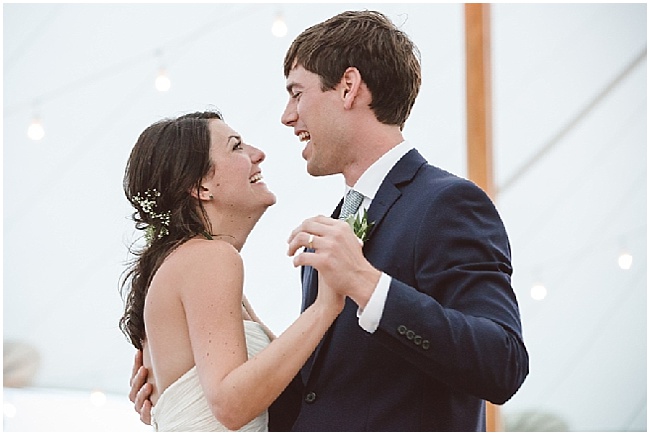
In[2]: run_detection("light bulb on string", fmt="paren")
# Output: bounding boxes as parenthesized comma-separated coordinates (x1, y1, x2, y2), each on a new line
(3, 401, 17, 419)
(155, 68, 171, 92)
(154, 49, 171, 92)
(271, 12, 288, 38)
(27, 116, 45, 141)
(530, 282, 547, 301)
(618, 251, 633, 270)
(89, 389, 107, 408)
(617, 236, 633, 270)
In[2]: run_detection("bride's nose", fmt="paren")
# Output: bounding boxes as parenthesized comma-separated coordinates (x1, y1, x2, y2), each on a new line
(248, 145, 265, 164)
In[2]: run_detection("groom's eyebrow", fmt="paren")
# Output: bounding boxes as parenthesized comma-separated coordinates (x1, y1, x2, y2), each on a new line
(286, 82, 300, 94)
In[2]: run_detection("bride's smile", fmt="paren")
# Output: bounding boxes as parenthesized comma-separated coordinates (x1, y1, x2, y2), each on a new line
(203, 119, 277, 214)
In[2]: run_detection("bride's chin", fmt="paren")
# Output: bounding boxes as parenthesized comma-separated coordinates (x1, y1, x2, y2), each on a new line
(259, 191, 277, 207)
(255, 198, 276, 216)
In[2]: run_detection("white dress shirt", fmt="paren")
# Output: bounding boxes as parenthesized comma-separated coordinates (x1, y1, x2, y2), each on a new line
(344, 140, 413, 333)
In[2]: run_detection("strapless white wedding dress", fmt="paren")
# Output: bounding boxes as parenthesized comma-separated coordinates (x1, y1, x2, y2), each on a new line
(151, 321, 271, 432)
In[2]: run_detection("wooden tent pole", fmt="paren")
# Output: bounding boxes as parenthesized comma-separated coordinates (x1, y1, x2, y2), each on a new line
(464, 3, 501, 431)
(465, 3, 495, 199)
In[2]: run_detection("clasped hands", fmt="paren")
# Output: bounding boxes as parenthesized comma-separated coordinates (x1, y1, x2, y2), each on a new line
(287, 215, 381, 310)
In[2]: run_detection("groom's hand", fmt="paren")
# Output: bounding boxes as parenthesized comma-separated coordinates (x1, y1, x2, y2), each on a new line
(288, 215, 381, 309)
(129, 350, 153, 425)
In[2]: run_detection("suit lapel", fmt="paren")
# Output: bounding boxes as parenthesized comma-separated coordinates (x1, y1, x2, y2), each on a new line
(366, 149, 426, 240)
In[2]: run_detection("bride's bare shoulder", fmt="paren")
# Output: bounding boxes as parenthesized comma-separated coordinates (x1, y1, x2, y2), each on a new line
(156, 238, 242, 281)
(156, 239, 243, 302)
(170, 238, 240, 263)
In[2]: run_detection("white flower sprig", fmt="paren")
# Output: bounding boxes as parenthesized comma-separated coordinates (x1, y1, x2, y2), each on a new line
(133, 189, 171, 243)
(345, 208, 374, 244)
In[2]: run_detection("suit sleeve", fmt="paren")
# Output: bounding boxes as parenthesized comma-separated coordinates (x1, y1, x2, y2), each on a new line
(373, 179, 529, 404)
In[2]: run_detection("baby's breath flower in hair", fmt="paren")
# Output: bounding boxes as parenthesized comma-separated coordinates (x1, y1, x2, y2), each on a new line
(133, 189, 171, 243)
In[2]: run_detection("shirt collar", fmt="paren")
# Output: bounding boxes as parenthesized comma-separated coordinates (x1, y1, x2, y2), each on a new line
(345, 140, 413, 200)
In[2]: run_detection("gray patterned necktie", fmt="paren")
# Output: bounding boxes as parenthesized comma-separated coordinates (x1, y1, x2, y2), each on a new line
(339, 189, 364, 220)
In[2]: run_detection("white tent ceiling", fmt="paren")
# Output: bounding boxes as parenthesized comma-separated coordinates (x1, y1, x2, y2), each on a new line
(3, 3, 647, 431)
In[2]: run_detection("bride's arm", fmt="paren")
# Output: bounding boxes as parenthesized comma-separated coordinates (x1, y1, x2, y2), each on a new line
(180, 241, 342, 431)
(242, 294, 276, 341)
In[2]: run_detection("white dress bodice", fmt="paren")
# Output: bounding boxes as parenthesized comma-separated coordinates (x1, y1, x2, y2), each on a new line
(151, 321, 271, 432)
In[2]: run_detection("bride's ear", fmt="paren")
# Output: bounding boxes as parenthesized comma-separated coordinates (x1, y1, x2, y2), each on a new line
(191, 185, 214, 201)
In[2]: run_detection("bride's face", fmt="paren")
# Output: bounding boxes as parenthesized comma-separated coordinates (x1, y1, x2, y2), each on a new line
(201, 119, 276, 213)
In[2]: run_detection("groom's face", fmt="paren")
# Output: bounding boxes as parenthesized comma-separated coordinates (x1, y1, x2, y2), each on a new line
(281, 64, 350, 178)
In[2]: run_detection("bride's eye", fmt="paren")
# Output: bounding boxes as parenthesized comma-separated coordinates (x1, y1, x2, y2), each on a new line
(232, 140, 243, 151)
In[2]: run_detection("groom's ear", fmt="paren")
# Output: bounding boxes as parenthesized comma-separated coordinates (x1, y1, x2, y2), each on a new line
(340, 67, 363, 110)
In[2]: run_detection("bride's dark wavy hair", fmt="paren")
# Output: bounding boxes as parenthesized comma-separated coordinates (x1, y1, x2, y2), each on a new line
(119, 110, 223, 350)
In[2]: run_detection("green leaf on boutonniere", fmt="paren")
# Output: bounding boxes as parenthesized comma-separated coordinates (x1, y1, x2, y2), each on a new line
(345, 208, 374, 243)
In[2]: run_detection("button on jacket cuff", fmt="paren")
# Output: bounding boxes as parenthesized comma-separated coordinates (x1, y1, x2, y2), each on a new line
(358, 272, 391, 333)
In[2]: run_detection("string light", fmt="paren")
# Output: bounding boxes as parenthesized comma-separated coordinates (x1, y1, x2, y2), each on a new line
(155, 68, 171, 92)
(3, 401, 17, 419)
(154, 49, 171, 92)
(27, 116, 45, 141)
(618, 251, 633, 270)
(271, 12, 287, 38)
(89, 389, 106, 408)
(531, 282, 548, 301)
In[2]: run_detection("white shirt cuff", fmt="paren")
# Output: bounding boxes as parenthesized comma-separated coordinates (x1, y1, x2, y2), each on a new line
(357, 272, 391, 333)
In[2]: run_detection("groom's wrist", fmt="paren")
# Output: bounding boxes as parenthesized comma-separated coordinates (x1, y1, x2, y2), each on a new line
(357, 272, 390, 333)
(349, 266, 382, 310)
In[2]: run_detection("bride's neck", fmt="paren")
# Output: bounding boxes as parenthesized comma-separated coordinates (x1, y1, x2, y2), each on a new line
(202, 231, 241, 247)
(204, 211, 260, 252)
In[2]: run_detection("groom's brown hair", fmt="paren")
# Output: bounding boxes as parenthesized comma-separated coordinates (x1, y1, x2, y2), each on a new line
(283, 10, 421, 130)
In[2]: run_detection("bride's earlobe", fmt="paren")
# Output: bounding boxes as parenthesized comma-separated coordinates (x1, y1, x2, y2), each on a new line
(191, 185, 214, 201)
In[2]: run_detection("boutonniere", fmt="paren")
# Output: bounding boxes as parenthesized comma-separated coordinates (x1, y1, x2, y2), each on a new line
(345, 208, 374, 244)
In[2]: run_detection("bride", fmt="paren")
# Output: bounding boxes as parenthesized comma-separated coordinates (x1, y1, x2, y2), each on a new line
(119, 110, 342, 431)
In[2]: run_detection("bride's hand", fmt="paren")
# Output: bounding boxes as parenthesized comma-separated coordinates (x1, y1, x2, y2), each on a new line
(314, 274, 345, 315)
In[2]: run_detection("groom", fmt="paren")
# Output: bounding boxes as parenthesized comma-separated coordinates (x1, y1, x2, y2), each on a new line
(132, 10, 529, 431)
(273, 10, 528, 430)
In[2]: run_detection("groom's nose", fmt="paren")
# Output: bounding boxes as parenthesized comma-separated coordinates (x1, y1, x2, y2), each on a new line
(281, 100, 297, 127)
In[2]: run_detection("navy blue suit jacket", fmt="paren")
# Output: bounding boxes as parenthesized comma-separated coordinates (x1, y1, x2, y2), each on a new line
(269, 149, 528, 431)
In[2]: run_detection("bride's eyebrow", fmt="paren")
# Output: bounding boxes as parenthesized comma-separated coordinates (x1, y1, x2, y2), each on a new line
(226, 135, 242, 145)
